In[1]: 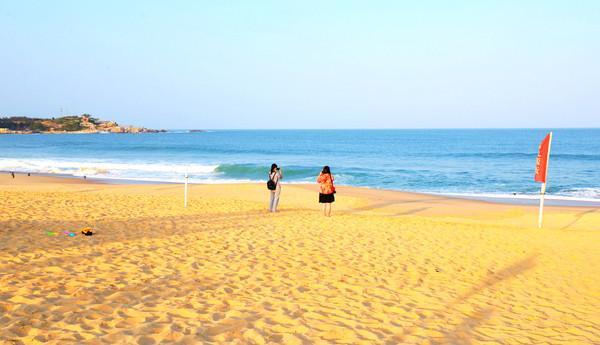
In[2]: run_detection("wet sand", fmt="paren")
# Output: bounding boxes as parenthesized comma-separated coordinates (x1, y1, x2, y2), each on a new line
(0, 174, 598, 344)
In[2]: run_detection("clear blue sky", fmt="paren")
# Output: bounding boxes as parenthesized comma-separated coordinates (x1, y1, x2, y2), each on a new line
(1, 1, 599, 129)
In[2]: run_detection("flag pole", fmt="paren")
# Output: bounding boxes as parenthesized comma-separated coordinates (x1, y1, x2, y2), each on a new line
(538, 182, 546, 228)
(538, 132, 552, 228)
(184, 173, 189, 208)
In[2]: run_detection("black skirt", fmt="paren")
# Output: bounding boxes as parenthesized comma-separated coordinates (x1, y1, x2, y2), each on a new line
(319, 193, 335, 203)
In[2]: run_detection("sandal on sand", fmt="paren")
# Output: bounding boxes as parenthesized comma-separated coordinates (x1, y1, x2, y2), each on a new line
(81, 227, 94, 236)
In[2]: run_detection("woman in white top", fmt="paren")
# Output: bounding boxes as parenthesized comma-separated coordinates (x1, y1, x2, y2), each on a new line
(269, 163, 283, 212)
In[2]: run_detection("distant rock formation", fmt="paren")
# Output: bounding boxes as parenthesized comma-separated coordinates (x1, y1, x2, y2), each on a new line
(0, 114, 166, 134)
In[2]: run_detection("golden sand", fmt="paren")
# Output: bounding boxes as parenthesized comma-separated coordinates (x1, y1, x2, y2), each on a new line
(0, 174, 598, 344)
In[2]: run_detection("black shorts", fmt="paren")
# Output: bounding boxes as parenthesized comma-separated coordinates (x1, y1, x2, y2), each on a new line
(319, 193, 335, 203)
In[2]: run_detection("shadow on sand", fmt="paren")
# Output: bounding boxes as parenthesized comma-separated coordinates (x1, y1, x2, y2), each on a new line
(393, 254, 538, 344)
(344, 198, 446, 215)
(561, 208, 597, 230)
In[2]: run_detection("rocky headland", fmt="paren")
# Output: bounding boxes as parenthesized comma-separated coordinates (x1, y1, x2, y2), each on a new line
(0, 114, 165, 134)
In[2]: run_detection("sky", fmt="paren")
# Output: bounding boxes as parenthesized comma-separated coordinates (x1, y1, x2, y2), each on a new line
(1, 1, 599, 129)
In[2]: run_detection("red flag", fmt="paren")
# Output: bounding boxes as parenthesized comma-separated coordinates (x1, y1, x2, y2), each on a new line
(534, 133, 552, 183)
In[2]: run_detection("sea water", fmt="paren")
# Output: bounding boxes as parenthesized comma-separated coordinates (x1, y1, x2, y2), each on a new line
(1, 129, 599, 205)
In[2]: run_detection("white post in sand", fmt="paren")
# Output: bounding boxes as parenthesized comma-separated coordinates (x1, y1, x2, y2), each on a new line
(538, 182, 546, 228)
(184, 173, 189, 208)
(538, 132, 553, 228)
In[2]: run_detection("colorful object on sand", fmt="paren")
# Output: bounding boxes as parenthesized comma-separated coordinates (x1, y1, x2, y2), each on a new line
(68, 232, 76, 237)
(81, 227, 94, 236)
(46, 231, 57, 236)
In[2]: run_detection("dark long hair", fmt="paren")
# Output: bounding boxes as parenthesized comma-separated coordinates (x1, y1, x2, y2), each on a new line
(271, 163, 278, 173)
(321, 165, 331, 175)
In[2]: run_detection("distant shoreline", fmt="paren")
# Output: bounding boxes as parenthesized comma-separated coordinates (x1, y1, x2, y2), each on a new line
(3, 170, 599, 208)
(0, 128, 168, 135)
(0, 131, 167, 135)
(0, 114, 166, 134)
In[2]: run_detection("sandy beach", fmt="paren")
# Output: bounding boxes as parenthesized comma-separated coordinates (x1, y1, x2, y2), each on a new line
(0, 174, 598, 344)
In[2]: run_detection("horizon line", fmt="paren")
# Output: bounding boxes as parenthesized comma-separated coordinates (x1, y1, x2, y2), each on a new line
(166, 127, 600, 130)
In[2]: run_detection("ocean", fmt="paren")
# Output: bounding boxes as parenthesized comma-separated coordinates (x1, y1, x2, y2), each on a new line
(1, 129, 599, 205)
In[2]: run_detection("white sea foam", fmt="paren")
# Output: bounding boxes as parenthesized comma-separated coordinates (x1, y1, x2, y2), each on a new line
(96, 175, 260, 184)
(2, 158, 599, 204)
(437, 191, 600, 204)
(556, 188, 600, 199)
(0, 158, 219, 181)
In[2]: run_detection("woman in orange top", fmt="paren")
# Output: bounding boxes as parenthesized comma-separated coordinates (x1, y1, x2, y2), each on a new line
(317, 165, 335, 217)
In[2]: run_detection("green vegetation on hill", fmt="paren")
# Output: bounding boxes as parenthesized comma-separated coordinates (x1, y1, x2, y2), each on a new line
(53, 116, 83, 131)
(1, 115, 101, 132)
(0, 114, 160, 134)
(0, 116, 45, 131)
